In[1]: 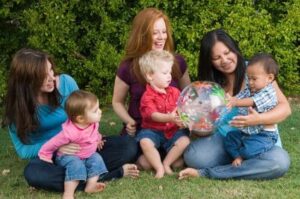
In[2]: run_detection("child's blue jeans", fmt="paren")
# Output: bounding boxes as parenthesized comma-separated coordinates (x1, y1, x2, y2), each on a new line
(136, 128, 189, 152)
(56, 152, 108, 181)
(224, 130, 278, 159)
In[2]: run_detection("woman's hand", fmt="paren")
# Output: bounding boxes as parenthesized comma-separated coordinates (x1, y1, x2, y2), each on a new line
(97, 139, 106, 150)
(58, 143, 80, 155)
(230, 107, 261, 128)
(178, 168, 199, 180)
(126, 120, 137, 136)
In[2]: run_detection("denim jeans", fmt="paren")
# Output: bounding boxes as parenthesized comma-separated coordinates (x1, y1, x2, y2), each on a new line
(24, 135, 138, 192)
(136, 128, 189, 152)
(224, 130, 278, 159)
(183, 133, 290, 180)
(56, 153, 107, 181)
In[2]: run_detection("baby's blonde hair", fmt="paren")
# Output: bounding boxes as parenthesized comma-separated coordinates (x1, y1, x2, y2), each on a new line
(139, 50, 174, 81)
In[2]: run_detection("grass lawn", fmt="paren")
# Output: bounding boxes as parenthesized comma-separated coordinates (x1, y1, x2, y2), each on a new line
(0, 102, 299, 199)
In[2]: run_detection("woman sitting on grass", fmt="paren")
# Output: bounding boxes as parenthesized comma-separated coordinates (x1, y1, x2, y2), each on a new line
(179, 29, 291, 180)
(4, 48, 139, 192)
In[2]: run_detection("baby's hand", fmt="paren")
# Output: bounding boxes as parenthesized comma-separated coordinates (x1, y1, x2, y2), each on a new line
(39, 157, 53, 164)
(126, 120, 137, 136)
(226, 93, 237, 109)
(97, 139, 106, 150)
(169, 108, 184, 128)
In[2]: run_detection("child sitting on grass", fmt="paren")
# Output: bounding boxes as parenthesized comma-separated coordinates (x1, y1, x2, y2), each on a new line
(136, 50, 190, 178)
(39, 90, 106, 199)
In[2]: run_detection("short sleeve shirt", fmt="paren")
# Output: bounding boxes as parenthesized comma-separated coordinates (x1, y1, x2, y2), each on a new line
(140, 85, 180, 139)
(236, 82, 278, 134)
(117, 54, 187, 134)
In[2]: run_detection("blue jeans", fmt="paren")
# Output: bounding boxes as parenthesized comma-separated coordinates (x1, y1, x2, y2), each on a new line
(224, 130, 278, 159)
(56, 153, 107, 181)
(136, 128, 189, 152)
(24, 135, 138, 192)
(183, 133, 290, 179)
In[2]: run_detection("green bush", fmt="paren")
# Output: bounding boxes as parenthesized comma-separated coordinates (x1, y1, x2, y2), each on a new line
(0, 0, 299, 109)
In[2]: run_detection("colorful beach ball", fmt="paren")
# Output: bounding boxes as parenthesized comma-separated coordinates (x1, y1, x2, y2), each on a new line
(177, 81, 228, 136)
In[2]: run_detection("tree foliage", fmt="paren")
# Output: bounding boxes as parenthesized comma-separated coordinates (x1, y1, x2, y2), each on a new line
(0, 0, 299, 107)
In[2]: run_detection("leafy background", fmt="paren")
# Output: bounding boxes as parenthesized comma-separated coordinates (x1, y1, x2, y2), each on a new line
(0, 0, 299, 107)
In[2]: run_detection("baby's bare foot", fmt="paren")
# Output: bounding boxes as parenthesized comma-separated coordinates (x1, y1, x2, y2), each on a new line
(62, 193, 74, 199)
(123, 164, 140, 178)
(163, 164, 173, 175)
(155, 167, 165, 179)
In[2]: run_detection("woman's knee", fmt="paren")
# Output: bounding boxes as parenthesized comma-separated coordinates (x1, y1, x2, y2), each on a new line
(24, 162, 37, 186)
(183, 140, 205, 168)
(24, 159, 65, 192)
(271, 147, 290, 177)
(183, 133, 231, 168)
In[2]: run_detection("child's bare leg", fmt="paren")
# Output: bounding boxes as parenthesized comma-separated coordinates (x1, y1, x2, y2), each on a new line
(140, 138, 164, 178)
(163, 136, 190, 175)
(171, 157, 185, 170)
(136, 155, 152, 170)
(63, 180, 79, 199)
(85, 176, 105, 193)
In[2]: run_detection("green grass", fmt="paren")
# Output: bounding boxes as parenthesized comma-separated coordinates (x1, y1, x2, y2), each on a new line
(1, 103, 300, 199)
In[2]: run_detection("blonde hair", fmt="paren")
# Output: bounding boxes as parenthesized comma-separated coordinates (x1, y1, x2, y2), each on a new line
(139, 50, 174, 81)
(65, 90, 98, 122)
(122, 7, 181, 84)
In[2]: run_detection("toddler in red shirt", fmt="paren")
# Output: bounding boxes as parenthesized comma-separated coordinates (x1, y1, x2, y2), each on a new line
(136, 50, 190, 178)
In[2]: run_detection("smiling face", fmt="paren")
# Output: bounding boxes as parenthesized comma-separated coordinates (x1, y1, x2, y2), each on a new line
(247, 63, 274, 93)
(211, 41, 238, 75)
(152, 17, 167, 51)
(39, 60, 55, 93)
(147, 61, 172, 92)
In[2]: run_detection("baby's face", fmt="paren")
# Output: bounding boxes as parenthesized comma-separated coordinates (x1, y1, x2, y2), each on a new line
(148, 61, 172, 91)
(247, 63, 274, 93)
(84, 100, 102, 124)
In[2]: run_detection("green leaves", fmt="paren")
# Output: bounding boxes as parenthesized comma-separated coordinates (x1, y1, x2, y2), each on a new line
(0, 0, 299, 107)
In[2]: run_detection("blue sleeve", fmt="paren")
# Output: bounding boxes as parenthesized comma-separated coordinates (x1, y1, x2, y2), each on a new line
(59, 74, 79, 107)
(59, 74, 79, 94)
(8, 126, 46, 159)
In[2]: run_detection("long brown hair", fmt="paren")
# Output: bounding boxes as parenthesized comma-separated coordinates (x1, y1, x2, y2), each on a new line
(122, 7, 181, 84)
(4, 48, 61, 143)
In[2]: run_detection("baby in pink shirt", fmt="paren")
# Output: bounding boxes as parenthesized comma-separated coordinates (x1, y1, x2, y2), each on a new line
(39, 90, 106, 199)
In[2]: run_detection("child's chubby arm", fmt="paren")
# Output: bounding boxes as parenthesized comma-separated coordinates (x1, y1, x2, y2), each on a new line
(38, 131, 70, 163)
(226, 93, 254, 108)
(151, 108, 183, 127)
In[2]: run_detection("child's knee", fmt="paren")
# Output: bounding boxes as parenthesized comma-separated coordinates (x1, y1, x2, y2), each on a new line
(176, 136, 190, 147)
(140, 138, 155, 149)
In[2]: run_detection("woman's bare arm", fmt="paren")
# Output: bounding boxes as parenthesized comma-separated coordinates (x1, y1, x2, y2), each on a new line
(112, 76, 137, 134)
(179, 69, 191, 90)
(231, 81, 291, 127)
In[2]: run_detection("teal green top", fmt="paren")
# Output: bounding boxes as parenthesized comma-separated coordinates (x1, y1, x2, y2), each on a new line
(9, 74, 79, 159)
